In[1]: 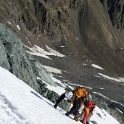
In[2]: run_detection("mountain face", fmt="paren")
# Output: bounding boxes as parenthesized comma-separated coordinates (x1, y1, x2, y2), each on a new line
(0, 0, 124, 123)
(0, 0, 124, 75)
(100, 0, 124, 30)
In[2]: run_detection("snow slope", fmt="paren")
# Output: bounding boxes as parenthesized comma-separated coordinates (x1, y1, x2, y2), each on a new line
(0, 66, 120, 124)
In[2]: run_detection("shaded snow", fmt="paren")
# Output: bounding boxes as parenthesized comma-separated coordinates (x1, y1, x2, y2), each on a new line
(25, 45, 65, 59)
(98, 73, 124, 83)
(17, 25, 20, 30)
(42, 65, 62, 74)
(91, 64, 104, 70)
(8, 22, 11, 25)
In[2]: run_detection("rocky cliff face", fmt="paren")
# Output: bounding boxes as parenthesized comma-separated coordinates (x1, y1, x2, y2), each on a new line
(79, 0, 124, 74)
(100, 0, 124, 30)
(0, 23, 56, 92)
(0, 0, 124, 75)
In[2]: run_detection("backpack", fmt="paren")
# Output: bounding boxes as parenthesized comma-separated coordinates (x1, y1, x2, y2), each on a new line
(73, 87, 88, 98)
(84, 100, 95, 112)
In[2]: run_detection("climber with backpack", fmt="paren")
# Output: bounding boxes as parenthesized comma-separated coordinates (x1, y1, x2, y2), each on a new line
(74, 99, 96, 124)
(54, 86, 88, 110)
(65, 86, 89, 117)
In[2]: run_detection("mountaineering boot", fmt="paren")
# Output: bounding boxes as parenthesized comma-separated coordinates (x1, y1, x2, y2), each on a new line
(65, 112, 70, 116)
(54, 104, 57, 109)
(74, 113, 81, 121)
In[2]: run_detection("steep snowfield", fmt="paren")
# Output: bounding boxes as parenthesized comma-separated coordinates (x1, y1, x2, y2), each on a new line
(0, 66, 120, 124)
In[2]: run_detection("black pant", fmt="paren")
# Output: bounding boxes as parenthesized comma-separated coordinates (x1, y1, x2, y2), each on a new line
(55, 93, 65, 106)
(68, 98, 81, 116)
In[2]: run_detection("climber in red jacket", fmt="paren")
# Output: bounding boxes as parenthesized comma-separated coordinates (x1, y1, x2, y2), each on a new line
(74, 99, 96, 124)
(80, 100, 96, 124)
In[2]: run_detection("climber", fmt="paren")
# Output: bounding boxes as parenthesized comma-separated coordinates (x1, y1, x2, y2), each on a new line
(64, 87, 89, 116)
(54, 86, 88, 110)
(74, 99, 96, 124)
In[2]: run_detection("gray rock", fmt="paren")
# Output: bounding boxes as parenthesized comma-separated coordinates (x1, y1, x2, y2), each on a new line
(0, 23, 56, 93)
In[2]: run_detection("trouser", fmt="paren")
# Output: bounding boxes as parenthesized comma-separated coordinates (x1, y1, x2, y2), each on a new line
(55, 93, 65, 106)
(68, 98, 80, 116)
(80, 112, 93, 124)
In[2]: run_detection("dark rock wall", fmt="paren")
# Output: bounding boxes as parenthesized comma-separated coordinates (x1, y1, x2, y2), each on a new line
(79, 0, 124, 75)
(100, 0, 124, 31)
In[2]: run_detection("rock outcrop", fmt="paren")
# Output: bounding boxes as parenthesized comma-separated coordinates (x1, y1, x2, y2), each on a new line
(0, 23, 56, 92)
